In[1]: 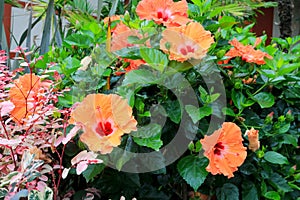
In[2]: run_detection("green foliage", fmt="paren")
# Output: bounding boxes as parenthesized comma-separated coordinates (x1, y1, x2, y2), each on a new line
(177, 155, 209, 191)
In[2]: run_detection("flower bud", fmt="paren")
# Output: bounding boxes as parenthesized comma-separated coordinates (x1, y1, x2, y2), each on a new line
(245, 128, 260, 152)
(286, 110, 294, 122)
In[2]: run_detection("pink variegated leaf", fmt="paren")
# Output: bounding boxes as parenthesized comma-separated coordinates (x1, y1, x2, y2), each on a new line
(62, 168, 70, 179)
(71, 150, 102, 166)
(0, 138, 21, 148)
(76, 161, 88, 175)
(0, 101, 15, 117)
(62, 125, 81, 145)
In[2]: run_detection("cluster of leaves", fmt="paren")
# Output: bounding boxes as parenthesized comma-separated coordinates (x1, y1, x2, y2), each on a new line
(1, 0, 299, 200)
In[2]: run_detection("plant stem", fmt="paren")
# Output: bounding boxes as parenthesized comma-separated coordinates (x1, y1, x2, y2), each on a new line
(0, 116, 17, 169)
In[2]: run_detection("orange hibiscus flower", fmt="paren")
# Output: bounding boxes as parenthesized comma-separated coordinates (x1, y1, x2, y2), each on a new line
(115, 58, 146, 76)
(136, 0, 190, 27)
(200, 122, 247, 178)
(70, 94, 137, 154)
(160, 22, 214, 62)
(245, 128, 260, 152)
(110, 23, 141, 52)
(9, 74, 49, 124)
(224, 38, 272, 65)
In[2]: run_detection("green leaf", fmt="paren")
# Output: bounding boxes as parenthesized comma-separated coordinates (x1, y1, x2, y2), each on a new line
(163, 100, 181, 124)
(177, 155, 208, 191)
(278, 123, 290, 134)
(63, 33, 93, 48)
(29, 187, 53, 200)
(122, 69, 157, 86)
(63, 56, 81, 75)
(140, 48, 168, 72)
(0, 188, 8, 198)
(131, 124, 161, 138)
(216, 183, 239, 200)
(269, 173, 293, 193)
(264, 151, 288, 165)
(242, 181, 258, 200)
(282, 134, 298, 147)
(264, 191, 280, 200)
(185, 105, 212, 124)
(222, 107, 236, 117)
(133, 133, 163, 151)
(132, 124, 163, 151)
(82, 164, 105, 182)
(253, 92, 275, 108)
(231, 90, 245, 110)
(278, 63, 300, 75)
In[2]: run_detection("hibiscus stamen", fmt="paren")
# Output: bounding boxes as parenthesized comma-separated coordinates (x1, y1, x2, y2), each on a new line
(157, 10, 170, 22)
(95, 106, 113, 136)
(214, 142, 224, 156)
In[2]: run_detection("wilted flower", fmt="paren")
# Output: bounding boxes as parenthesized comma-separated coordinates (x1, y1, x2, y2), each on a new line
(160, 22, 214, 62)
(200, 122, 247, 178)
(224, 38, 272, 65)
(70, 94, 137, 154)
(136, 0, 190, 27)
(245, 128, 260, 152)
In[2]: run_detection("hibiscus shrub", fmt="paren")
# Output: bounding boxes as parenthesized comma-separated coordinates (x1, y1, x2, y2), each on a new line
(1, 0, 300, 199)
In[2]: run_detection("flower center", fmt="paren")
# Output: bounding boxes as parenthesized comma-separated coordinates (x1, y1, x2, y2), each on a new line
(157, 10, 171, 22)
(180, 45, 195, 55)
(214, 142, 224, 155)
(95, 106, 114, 137)
(95, 121, 113, 136)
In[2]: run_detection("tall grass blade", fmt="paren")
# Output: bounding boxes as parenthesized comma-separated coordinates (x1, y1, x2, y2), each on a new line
(39, 0, 54, 55)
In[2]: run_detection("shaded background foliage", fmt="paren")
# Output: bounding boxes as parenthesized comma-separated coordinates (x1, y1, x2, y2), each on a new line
(0, 0, 299, 200)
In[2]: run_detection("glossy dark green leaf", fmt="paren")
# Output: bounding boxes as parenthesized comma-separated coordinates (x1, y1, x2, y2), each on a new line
(269, 173, 293, 193)
(216, 183, 239, 200)
(253, 92, 275, 108)
(177, 155, 208, 191)
(264, 151, 288, 165)
(82, 164, 105, 182)
(163, 100, 181, 124)
(242, 181, 258, 200)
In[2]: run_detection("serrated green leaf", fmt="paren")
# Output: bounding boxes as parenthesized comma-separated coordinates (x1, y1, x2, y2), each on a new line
(140, 48, 168, 72)
(133, 131, 163, 151)
(253, 92, 275, 108)
(131, 124, 161, 138)
(122, 69, 157, 86)
(177, 155, 208, 191)
(185, 105, 212, 123)
(264, 151, 288, 165)
(216, 183, 239, 200)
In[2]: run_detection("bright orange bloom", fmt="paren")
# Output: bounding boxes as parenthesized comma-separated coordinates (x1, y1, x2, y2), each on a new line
(224, 38, 272, 65)
(115, 59, 146, 76)
(9, 74, 49, 124)
(70, 94, 137, 154)
(111, 23, 140, 52)
(160, 22, 214, 62)
(245, 128, 260, 152)
(200, 122, 247, 178)
(136, 0, 190, 27)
